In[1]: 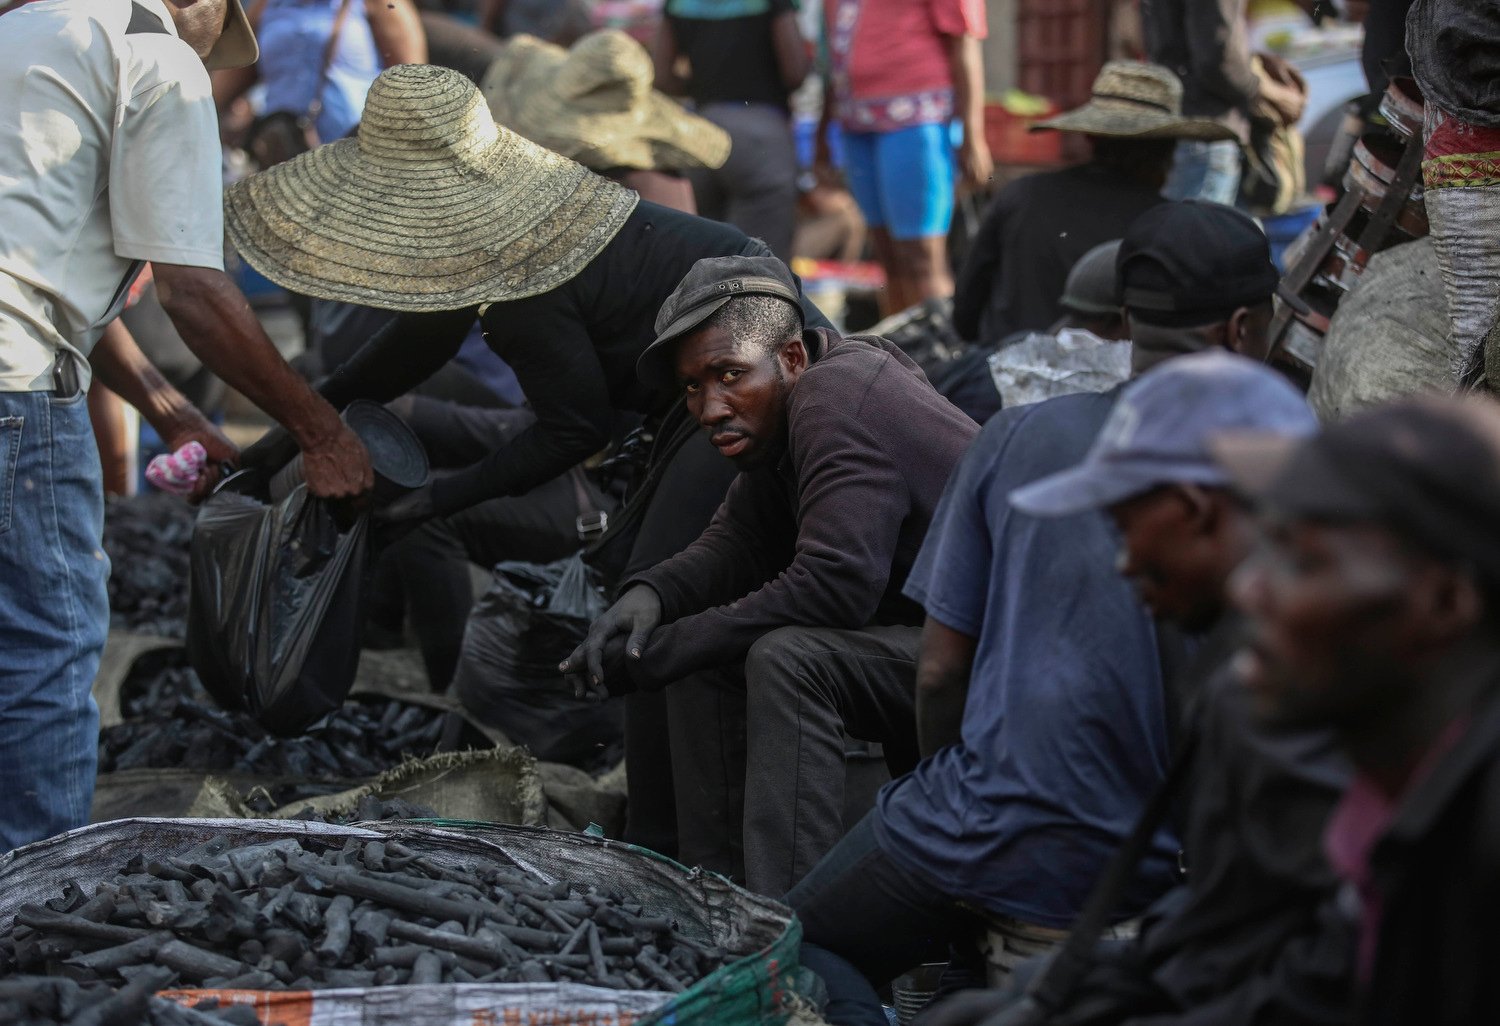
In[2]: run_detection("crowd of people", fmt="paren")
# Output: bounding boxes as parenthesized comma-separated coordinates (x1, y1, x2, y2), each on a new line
(3, 0, 1500, 1024)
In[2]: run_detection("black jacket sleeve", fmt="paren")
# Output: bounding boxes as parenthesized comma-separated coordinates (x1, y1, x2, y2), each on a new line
(425, 291, 617, 515)
(318, 308, 478, 409)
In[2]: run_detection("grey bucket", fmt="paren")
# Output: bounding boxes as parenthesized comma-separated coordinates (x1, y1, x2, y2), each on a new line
(269, 399, 429, 502)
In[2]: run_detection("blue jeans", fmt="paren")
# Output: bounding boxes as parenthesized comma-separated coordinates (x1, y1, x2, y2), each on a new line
(0, 388, 107, 852)
(1163, 139, 1242, 205)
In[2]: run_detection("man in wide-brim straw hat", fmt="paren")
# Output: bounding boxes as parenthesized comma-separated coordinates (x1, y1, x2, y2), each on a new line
(953, 60, 1238, 346)
(225, 62, 832, 869)
(481, 29, 730, 212)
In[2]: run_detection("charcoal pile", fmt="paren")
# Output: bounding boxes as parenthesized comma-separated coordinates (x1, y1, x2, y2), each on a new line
(1, 973, 270, 1025)
(99, 694, 450, 778)
(103, 494, 195, 638)
(99, 650, 454, 779)
(1, 834, 729, 993)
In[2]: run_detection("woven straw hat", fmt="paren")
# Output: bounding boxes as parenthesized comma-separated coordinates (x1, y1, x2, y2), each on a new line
(481, 31, 731, 173)
(224, 64, 639, 313)
(1033, 61, 1238, 141)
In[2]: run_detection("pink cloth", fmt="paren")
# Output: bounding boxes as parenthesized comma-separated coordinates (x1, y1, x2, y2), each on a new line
(826, 0, 986, 133)
(146, 441, 207, 496)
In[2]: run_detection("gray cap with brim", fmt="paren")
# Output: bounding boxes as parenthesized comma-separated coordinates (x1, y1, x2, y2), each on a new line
(1010, 350, 1319, 518)
(637, 255, 803, 390)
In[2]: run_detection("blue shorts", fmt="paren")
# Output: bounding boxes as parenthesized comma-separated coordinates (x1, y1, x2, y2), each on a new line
(842, 122, 956, 240)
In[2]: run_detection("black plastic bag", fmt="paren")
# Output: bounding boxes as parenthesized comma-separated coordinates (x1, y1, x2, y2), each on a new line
(452, 554, 622, 767)
(187, 475, 370, 737)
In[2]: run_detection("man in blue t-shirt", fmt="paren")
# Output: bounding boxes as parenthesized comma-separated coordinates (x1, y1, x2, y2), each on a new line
(789, 201, 1285, 1025)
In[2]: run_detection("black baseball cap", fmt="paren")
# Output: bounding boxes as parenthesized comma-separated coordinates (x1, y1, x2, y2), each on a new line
(1213, 396, 1500, 589)
(637, 255, 804, 390)
(1118, 201, 1291, 327)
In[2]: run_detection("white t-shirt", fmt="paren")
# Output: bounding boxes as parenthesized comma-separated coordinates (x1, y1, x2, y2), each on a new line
(0, 0, 225, 392)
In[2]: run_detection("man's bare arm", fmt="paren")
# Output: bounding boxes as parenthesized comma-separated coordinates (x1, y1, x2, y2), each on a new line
(916, 615, 979, 757)
(365, 0, 427, 66)
(150, 262, 371, 499)
(89, 317, 240, 499)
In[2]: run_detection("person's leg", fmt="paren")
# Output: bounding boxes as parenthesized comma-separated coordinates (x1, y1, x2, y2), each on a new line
(0, 389, 108, 851)
(845, 129, 910, 314)
(665, 665, 749, 881)
(706, 104, 801, 262)
(790, 811, 973, 990)
(393, 472, 588, 690)
(619, 429, 742, 862)
(1163, 139, 1242, 205)
(741, 624, 921, 896)
(623, 690, 677, 858)
(390, 395, 531, 468)
(869, 227, 915, 316)
(879, 122, 958, 303)
(800, 944, 890, 1026)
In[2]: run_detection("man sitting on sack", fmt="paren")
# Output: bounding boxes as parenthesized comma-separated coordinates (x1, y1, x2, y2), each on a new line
(563, 255, 977, 896)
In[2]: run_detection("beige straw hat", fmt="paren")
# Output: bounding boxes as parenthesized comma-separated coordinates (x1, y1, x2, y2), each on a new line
(481, 31, 731, 173)
(1033, 61, 1238, 141)
(224, 64, 640, 313)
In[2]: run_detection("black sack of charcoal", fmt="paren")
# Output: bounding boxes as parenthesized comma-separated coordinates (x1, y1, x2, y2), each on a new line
(453, 554, 621, 767)
(187, 472, 370, 737)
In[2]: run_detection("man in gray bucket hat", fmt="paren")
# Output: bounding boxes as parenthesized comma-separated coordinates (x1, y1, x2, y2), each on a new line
(564, 253, 977, 896)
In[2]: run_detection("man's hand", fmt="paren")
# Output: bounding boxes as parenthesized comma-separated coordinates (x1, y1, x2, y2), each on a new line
(163, 411, 240, 503)
(560, 585, 662, 699)
(299, 423, 374, 500)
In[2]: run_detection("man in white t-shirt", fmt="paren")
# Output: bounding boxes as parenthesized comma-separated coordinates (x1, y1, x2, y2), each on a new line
(0, 0, 374, 852)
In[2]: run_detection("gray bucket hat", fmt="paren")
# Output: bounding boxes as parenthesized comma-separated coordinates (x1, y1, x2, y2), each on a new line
(637, 255, 804, 390)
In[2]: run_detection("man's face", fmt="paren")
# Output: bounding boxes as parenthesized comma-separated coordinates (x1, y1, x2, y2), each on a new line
(1228, 516, 1421, 728)
(1229, 303, 1275, 364)
(1108, 485, 1240, 632)
(676, 323, 804, 470)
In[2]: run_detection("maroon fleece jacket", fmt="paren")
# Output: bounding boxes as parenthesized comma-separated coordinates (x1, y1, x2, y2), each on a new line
(625, 327, 978, 685)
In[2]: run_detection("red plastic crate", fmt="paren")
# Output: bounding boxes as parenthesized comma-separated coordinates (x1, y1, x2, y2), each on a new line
(984, 103, 1064, 166)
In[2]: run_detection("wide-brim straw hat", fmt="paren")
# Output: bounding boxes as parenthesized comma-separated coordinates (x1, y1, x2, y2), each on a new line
(1032, 61, 1238, 141)
(481, 30, 731, 173)
(224, 64, 639, 313)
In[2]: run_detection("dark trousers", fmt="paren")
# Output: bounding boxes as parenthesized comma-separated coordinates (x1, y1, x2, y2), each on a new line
(669, 624, 923, 896)
(619, 428, 742, 860)
(372, 398, 609, 689)
(790, 811, 984, 1025)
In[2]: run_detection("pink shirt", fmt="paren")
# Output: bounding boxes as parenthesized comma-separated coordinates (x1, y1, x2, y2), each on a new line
(1323, 717, 1470, 984)
(825, 0, 987, 133)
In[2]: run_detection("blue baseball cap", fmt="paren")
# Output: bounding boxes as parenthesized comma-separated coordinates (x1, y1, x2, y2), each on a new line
(1010, 351, 1318, 518)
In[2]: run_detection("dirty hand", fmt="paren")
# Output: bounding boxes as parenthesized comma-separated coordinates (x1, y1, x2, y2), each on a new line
(959, 135, 994, 189)
(560, 585, 662, 699)
(164, 412, 239, 504)
(299, 422, 374, 500)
